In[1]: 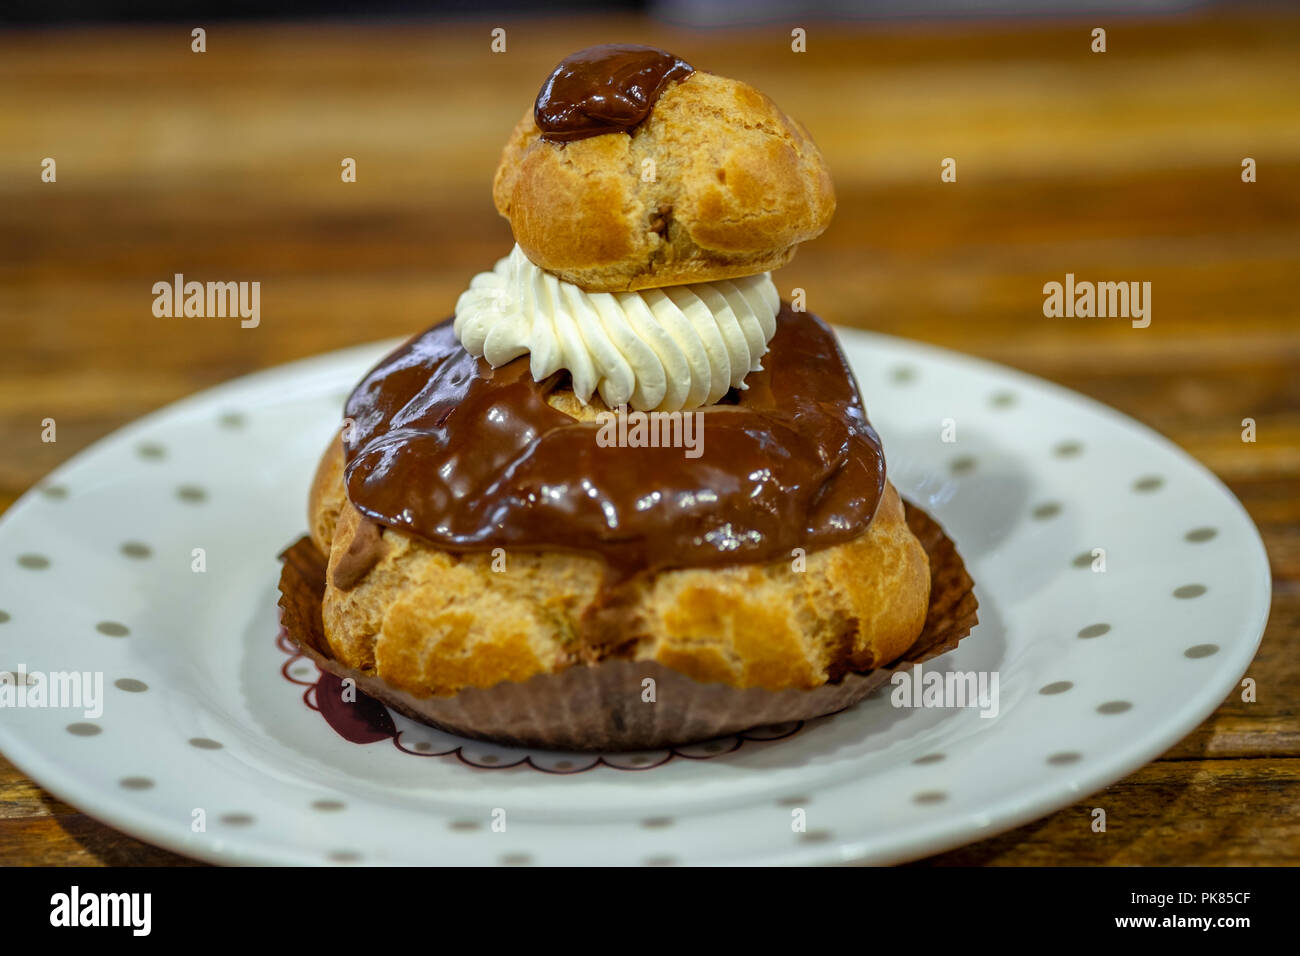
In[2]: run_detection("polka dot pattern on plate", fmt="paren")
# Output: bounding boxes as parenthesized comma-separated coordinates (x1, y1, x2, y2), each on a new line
(0, 321, 1268, 867)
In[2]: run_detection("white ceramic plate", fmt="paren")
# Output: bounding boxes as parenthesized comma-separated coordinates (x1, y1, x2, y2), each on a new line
(0, 328, 1270, 866)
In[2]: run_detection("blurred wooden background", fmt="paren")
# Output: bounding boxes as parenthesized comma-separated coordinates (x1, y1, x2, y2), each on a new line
(0, 9, 1297, 865)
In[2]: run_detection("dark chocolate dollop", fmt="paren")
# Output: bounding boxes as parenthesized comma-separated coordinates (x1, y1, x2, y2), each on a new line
(534, 43, 694, 142)
(341, 307, 886, 578)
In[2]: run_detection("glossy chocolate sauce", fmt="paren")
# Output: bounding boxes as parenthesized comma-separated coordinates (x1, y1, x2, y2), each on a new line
(342, 307, 886, 579)
(534, 43, 694, 142)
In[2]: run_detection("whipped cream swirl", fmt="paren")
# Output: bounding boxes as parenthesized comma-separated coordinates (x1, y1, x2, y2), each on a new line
(453, 245, 781, 412)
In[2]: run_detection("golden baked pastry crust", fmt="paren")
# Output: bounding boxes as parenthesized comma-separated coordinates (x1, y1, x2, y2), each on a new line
(493, 71, 836, 292)
(309, 430, 930, 697)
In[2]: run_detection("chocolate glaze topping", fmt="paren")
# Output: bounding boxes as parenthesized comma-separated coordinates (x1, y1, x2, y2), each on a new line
(342, 307, 886, 579)
(534, 43, 694, 142)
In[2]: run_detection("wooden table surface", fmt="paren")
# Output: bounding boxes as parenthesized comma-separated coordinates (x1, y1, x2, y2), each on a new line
(1, 10, 1297, 865)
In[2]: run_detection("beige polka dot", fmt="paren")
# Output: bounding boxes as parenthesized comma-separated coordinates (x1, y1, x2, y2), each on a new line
(96, 621, 129, 637)
(177, 485, 208, 503)
(120, 776, 154, 790)
(1039, 681, 1074, 695)
(17, 554, 50, 570)
(115, 678, 148, 692)
(1185, 644, 1219, 659)
(120, 541, 152, 559)
(1097, 701, 1132, 715)
(66, 722, 102, 736)
(499, 853, 532, 866)
(188, 737, 222, 749)
(1174, 584, 1207, 599)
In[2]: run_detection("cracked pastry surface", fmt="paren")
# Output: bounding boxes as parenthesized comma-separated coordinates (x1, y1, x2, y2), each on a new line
(308, 422, 930, 697)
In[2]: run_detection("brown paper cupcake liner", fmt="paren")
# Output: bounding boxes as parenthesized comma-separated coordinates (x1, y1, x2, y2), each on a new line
(277, 500, 979, 752)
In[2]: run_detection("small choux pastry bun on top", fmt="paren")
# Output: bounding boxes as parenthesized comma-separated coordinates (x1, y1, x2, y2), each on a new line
(279, 44, 976, 752)
(494, 44, 836, 292)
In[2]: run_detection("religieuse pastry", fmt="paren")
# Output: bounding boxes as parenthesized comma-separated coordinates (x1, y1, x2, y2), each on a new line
(278, 44, 978, 751)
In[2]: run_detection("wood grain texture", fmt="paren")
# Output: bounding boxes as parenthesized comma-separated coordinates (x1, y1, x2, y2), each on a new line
(0, 10, 1297, 865)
